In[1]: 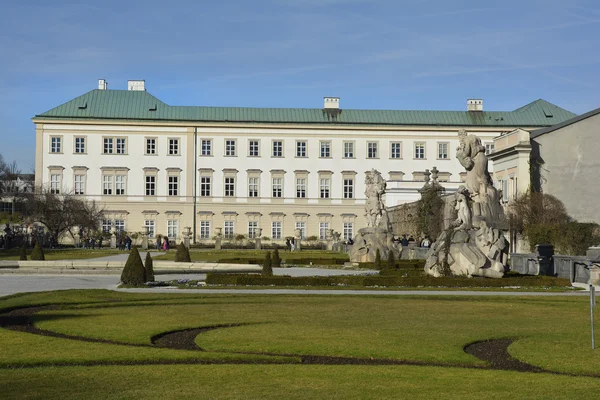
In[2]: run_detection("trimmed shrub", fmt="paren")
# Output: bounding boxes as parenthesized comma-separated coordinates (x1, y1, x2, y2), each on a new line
(144, 251, 155, 282)
(262, 252, 273, 276)
(30, 242, 45, 261)
(19, 246, 27, 261)
(387, 251, 396, 270)
(272, 248, 282, 268)
(374, 249, 381, 270)
(175, 242, 191, 262)
(120, 247, 146, 285)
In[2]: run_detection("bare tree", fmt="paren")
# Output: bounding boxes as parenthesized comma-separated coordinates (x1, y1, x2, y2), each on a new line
(24, 187, 104, 243)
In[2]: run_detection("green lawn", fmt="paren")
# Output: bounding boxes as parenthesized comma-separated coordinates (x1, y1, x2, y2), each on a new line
(0, 248, 125, 261)
(1, 290, 598, 399)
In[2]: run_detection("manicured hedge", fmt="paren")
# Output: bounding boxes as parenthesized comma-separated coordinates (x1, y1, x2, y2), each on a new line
(215, 257, 348, 265)
(205, 273, 571, 288)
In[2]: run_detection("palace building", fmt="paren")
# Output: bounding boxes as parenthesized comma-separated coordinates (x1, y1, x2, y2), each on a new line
(33, 79, 576, 243)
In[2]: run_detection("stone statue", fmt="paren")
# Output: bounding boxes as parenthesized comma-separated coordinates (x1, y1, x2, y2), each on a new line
(348, 169, 401, 263)
(424, 130, 509, 278)
(364, 169, 388, 229)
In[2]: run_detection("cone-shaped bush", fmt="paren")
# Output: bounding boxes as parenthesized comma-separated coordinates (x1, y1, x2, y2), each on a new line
(120, 247, 146, 285)
(387, 251, 396, 270)
(272, 248, 282, 268)
(144, 251, 155, 282)
(374, 249, 381, 269)
(19, 246, 28, 261)
(31, 242, 45, 261)
(262, 251, 273, 276)
(175, 242, 191, 262)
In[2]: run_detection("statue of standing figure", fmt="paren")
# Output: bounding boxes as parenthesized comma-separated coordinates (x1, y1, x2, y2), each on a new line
(364, 169, 388, 229)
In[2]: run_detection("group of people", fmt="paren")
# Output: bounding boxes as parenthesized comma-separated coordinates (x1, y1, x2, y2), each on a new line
(285, 237, 297, 251)
(117, 235, 132, 251)
(394, 234, 431, 248)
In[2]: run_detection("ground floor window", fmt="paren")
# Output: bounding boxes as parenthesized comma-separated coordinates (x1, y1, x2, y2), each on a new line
(200, 221, 211, 239)
(319, 222, 329, 240)
(144, 220, 155, 238)
(343, 222, 353, 241)
(114, 220, 125, 233)
(102, 219, 112, 233)
(295, 222, 306, 239)
(271, 221, 282, 240)
(248, 221, 258, 238)
(167, 220, 178, 239)
(224, 221, 234, 239)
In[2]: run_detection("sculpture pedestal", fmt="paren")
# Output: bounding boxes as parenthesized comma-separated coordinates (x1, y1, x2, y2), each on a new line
(255, 238, 261, 250)
(215, 237, 222, 250)
(110, 235, 117, 249)
(142, 235, 148, 250)
(348, 227, 402, 263)
(184, 236, 190, 249)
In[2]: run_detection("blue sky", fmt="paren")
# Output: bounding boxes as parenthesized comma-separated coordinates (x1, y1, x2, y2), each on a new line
(1, 0, 599, 171)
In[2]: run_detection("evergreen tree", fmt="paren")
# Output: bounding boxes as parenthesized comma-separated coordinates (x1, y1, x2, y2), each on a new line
(144, 251, 155, 282)
(30, 242, 45, 260)
(262, 251, 273, 276)
(374, 249, 381, 269)
(387, 251, 396, 270)
(175, 242, 191, 262)
(120, 247, 146, 285)
(272, 248, 282, 268)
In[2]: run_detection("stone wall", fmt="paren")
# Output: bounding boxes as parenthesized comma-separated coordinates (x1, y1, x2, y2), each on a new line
(387, 193, 457, 237)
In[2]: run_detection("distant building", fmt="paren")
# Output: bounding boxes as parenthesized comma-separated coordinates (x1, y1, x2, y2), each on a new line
(32, 79, 576, 243)
(491, 106, 600, 224)
(0, 174, 34, 214)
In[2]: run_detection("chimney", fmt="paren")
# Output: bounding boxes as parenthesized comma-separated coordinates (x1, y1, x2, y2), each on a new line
(98, 79, 107, 90)
(128, 80, 146, 91)
(324, 97, 340, 109)
(467, 99, 483, 112)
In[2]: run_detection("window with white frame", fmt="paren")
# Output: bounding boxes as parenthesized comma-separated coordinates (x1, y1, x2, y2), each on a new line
(225, 140, 236, 156)
(319, 222, 329, 240)
(271, 221, 282, 240)
(367, 142, 378, 158)
(144, 220, 155, 238)
(50, 174, 61, 194)
(295, 222, 306, 239)
(438, 142, 449, 159)
(103, 138, 113, 154)
(50, 137, 61, 153)
(146, 138, 157, 155)
(168, 176, 178, 196)
(414, 142, 425, 159)
(224, 177, 235, 197)
(145, 175, 156, 196)
(272, 141, 283, 157)
(248, 177, 259, 197)
(320, 141, 331, 158)
(102, 219, 112, 233)
(115, 175, 126, 195)
(320, 178, 330, 199)
(296, 141, 307, 157)
(296, 178, 306, 198)
(116, 138, 126, 154)
(200, 221, 211, 239)
(485, 143, 495, 155)
(344, 141, 354, 158)
(114, 219, 125, 232)
(248, 221, 258, 238)
(167, 220, 179, 239)
(391, 142, 402, 159)
(200, 176, 211, 196)
(102, 175, 113, 195)
(343, 222, 354, 241)
(169, 139, 179, 155)
(272, 177, 282, 198)
(343, 178, 354, 199)
(74, 174, 85, 195)
(74, 137, 85, 154)
(224, 221, 234, 239)
(249, 140, 259, 157)
(201, 139, 212, 156)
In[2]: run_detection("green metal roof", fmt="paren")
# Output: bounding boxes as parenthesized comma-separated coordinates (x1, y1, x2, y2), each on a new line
(34, 90, 577, 128)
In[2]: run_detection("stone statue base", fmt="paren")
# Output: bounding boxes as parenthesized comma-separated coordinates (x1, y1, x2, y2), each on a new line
(424, 226, 508, 279)
(348, 227, 402, 263)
